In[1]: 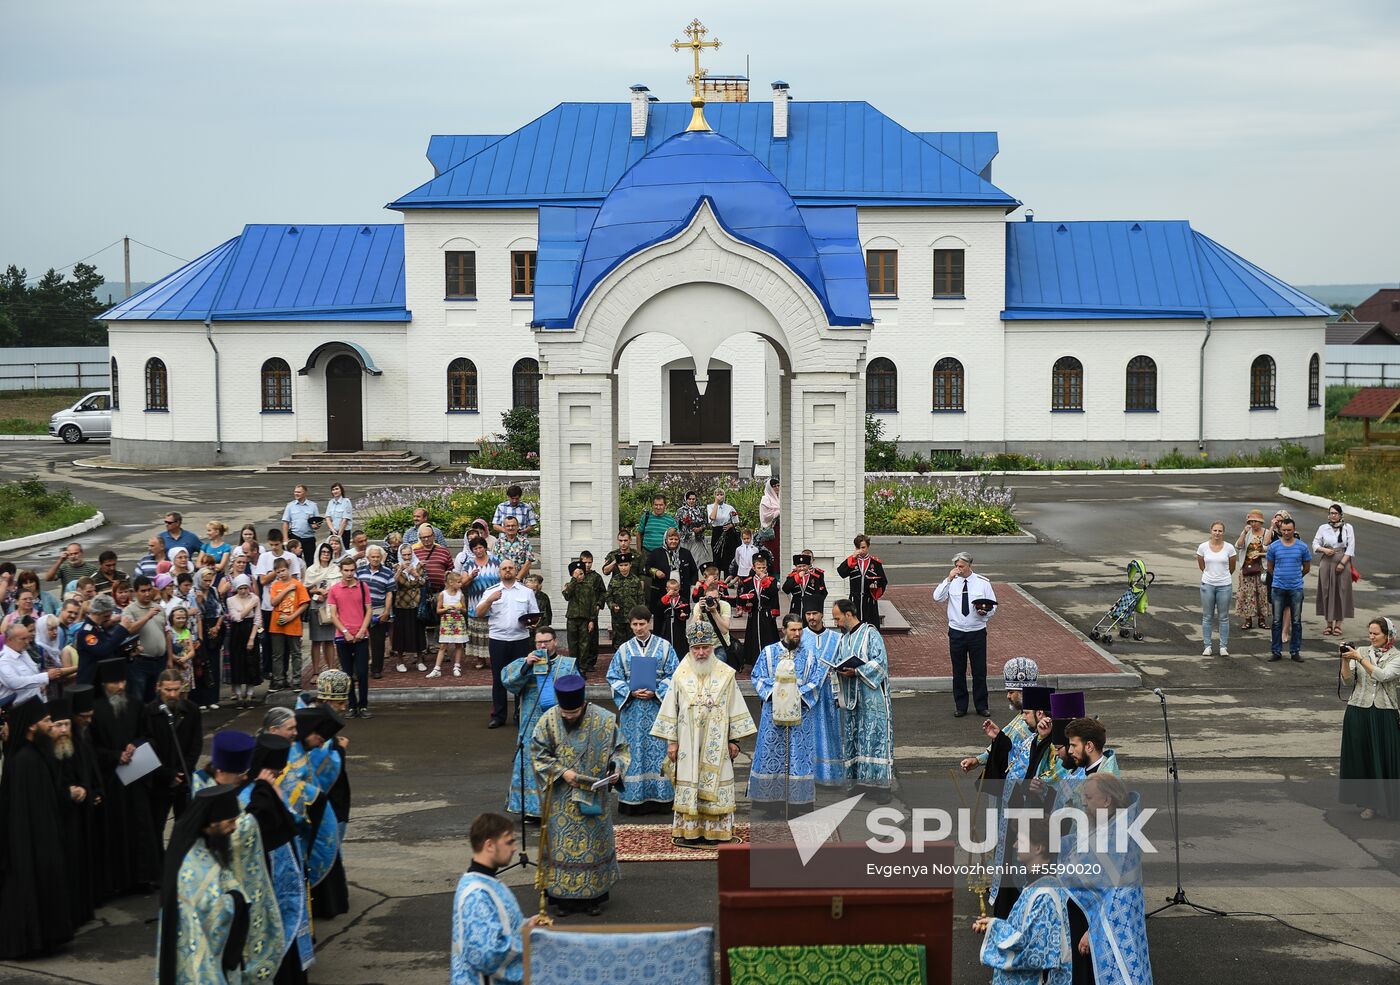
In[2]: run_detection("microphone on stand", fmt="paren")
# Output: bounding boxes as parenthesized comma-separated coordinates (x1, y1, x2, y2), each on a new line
(1152, 688, 1165, 701)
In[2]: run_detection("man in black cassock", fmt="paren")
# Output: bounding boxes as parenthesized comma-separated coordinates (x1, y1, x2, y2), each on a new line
(0, 697, 76, 959)
(147, 668, 203, 835)
(90, 656, 162, 897)
(63, 684, 107, 922)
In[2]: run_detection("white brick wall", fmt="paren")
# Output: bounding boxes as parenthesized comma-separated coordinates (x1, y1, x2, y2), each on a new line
(855, 207, 1008, 443)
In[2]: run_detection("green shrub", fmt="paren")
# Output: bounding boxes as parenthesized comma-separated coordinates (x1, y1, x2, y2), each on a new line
(0, 477, 98, 540)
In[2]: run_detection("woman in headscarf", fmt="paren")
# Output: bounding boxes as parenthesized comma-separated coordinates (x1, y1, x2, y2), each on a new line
(392, 543, 427, 673)
(1235, 508, 1271, 631)
(676, 491, 711, 567)
(1340, 617, 1400, 819)
(225, 575, 263, 709)
(303, 541, 339, 681)
(1312, 503, 1356, 637)
(758, 477, 781, 560)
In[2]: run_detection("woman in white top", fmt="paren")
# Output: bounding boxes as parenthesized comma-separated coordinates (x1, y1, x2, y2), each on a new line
(303, 540, 340, 679)
(1340, 617, 1400, 819)
(325, 482, 354, 550)
(1196, 521, 1238, 656)
(1312, 503, 1356, 637)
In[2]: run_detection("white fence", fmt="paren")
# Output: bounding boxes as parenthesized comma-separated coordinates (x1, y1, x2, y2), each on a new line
(0, 346, 109, 392)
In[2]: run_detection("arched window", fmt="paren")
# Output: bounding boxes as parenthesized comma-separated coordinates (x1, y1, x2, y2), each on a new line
(512, 357, 539, 410)
(448, 357, 479, 411)
(1125, 355, 1157, 411)
(260, 358, 293, 412)
(1051, 356, 1083, 411)
(1308, 353, 1320, 408)
(144, 357, 168, 411)
(110, 357, 119, 410)
(866, 357, 898, 412)
(1250, 355, 1276, 409)
(932, 357, 964, 411)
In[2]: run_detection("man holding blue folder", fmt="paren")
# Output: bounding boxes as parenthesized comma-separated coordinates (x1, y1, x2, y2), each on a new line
(606, 606, 678, 815)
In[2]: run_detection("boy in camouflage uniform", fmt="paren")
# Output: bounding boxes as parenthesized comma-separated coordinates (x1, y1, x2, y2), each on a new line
(605, 553, 647, 649)
(580, 551, 606, 658)
(562, 557, 602, 673)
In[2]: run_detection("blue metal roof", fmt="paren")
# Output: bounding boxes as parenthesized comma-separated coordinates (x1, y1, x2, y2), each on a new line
(426, 134, 506, 176)
(1003, 220, 1331, 320)
(531, 131, 872, 329)
(391, 102, 1018, 210)
(915, 132, 999, 179)
(101, 224, 410, 322)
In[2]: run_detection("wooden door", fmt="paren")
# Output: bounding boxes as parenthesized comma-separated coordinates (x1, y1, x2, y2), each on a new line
(326, 354, 363, 452)
(669, 369, 732, 444)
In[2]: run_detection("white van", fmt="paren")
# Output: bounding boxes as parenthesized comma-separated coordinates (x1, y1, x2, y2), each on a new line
(49, 390, 112, 443)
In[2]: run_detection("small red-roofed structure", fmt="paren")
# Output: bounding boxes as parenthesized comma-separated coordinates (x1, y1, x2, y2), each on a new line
(1338, 387, 1400, 446)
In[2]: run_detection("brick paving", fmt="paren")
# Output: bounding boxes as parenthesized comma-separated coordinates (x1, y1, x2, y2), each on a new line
(360, 582, 1117, 692)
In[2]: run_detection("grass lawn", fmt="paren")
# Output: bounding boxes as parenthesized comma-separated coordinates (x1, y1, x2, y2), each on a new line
(0, 387, 90, 435)
(1286, 385, 1399, 517)
(0, 477, 98, 541)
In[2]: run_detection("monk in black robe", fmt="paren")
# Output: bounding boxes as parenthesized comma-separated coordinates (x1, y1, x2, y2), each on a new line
(64, 684, 108, 920)
(0, 697, 76, 959)
(90, 657, 162, 897)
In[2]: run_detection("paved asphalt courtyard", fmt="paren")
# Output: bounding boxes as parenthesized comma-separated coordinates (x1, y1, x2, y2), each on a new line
(2, 440, 1398, 983)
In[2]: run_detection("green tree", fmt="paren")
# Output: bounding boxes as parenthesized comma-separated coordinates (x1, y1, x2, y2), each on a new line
(0, 261, 107, 347)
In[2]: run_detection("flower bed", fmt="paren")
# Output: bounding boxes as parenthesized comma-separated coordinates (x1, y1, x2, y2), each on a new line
(358, 472, 1019, 542)
(865, 475, 1019, 536)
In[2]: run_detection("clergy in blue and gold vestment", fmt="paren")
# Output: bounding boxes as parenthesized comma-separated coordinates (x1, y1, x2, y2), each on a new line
(748, 613, 827, 813)
(831, 599, 893, 798)
(530, 674, 629, 916)
(974, 821, 1073, 985)
(502, 624, 577, 817)
(606, 605, 678, 814)
(451, 812, 538, 985)
(652, 620, 757, 845)
(801, 603, 846, 786)
(156, 784, 261, 985)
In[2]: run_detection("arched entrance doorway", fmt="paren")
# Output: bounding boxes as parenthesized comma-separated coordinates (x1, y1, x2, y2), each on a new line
(325, 354, 363, 451)
(536, 202, 871, 582)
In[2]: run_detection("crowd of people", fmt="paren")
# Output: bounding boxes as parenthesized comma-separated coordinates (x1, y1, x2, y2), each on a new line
(2, 472, 1396, 984)
(0, 657, 355, 978)
(1195, 504, 1357, 661)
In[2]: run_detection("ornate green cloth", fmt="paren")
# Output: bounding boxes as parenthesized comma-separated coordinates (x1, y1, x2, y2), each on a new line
(728, 943, 926, 985)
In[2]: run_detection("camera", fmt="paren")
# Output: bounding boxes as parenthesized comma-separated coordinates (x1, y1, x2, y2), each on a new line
(704, 597, 718, 611)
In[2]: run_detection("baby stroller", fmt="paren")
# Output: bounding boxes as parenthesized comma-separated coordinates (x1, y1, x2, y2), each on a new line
(1088, 559, 1154, 647)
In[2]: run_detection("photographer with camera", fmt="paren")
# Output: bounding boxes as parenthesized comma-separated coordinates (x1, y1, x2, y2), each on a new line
(1339, 617, 1400, 819)
(693, 568, 734, 665)
(71, 593, 135, 686)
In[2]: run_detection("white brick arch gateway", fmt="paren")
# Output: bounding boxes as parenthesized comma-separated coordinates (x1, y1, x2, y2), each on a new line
(536, 201, 871, 583)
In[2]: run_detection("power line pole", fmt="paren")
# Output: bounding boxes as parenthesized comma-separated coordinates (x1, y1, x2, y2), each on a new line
(123, 236, 131, 299)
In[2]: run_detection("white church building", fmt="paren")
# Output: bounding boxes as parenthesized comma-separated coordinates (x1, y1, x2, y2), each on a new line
(103, 71, 1331, 473)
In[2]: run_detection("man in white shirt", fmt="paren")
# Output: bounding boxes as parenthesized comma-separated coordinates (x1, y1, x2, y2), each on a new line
(932, 551, 997, 718)
(475, 558, 539, 730)
(253, 528, 304, 689)
(0, 623, 74, 706)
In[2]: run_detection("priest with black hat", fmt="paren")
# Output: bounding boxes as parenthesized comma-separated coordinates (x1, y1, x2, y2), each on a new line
(247, 733, 315, 984)
(288, 706, 351, 919)
(46, 694, 101, 927)
(156, 784, 253, 984)
(530, 673, 628, 916)
(90, 656, 162, 897)
(0, 697, 76, 959)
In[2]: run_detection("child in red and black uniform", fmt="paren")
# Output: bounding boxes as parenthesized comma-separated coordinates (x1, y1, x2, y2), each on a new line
(655, 575, 690, 656)
(782, 550, 828, 616)
(735, 553, 781, 670)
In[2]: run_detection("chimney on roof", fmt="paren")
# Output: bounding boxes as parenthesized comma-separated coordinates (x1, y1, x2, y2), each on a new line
(1392, 299, 1399, 313)
(771, 81, 790, 139)
(1024, 209, 1034, 222)
(630, 84, 650, 138)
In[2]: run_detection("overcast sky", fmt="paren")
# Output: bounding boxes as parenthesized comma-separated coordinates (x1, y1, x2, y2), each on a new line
(2, 0, 1396, 287)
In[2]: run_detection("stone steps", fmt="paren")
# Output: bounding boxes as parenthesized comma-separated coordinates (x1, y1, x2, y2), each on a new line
(647, 443, 739, 475)
(265, 450, 438, 474)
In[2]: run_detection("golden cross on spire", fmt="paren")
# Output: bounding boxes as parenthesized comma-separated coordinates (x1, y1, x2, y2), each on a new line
(672, 18, 721, 132)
